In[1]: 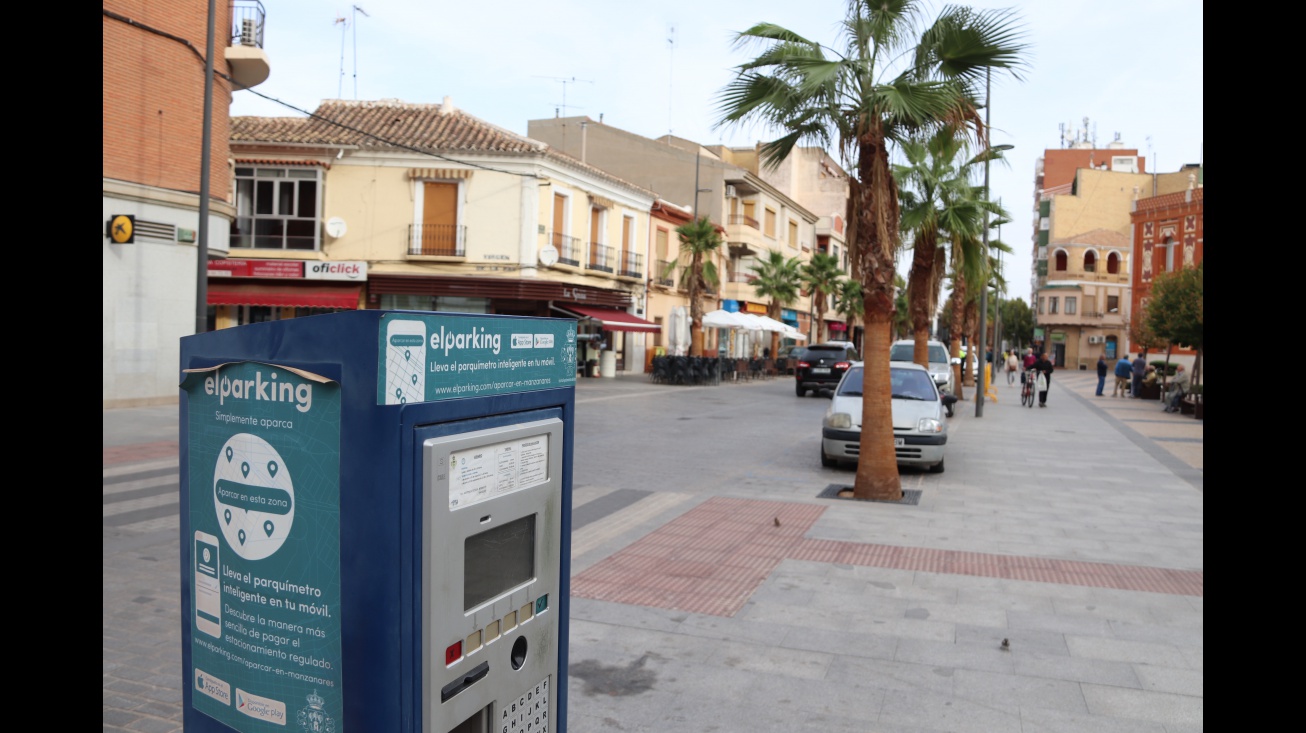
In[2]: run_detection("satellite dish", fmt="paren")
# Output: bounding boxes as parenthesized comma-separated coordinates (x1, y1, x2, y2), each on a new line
(538, 244, 559, 267)
(325, 217, 347, 238)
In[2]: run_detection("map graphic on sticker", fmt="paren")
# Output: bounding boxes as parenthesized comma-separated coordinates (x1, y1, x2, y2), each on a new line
(214, 433, 296, 561)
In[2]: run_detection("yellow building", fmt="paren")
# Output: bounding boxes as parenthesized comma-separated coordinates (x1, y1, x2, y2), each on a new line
(224, 98, 659, 374)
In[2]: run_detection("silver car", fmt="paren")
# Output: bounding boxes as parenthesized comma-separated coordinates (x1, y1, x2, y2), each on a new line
(889, 339, 954, 395)
(821, 361, 953, 473)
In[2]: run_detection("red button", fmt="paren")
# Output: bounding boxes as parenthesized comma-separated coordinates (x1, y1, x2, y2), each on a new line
(445, 640, 462, 665)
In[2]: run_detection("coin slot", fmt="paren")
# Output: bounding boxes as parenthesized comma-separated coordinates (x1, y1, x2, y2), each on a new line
(510, 636, 528, 670)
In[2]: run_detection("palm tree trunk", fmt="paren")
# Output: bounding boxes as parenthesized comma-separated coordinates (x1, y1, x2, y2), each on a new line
(854, 313, 902, 501)
(908, 231, 938, 370)
(689, 253, 703, 357)
(962, 301, 978, 387)
(851, 131, 902, 502)
(949, 275, 967, 399)
(769, 301, 781, 357)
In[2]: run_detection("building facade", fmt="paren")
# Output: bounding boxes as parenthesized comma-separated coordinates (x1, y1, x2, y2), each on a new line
(720, 145, 853, 346)
(1129, 175, 1204, 363)
(527, 117, 824, 351)
(103, 0, 271, 407)
(227, 98, 659, 375)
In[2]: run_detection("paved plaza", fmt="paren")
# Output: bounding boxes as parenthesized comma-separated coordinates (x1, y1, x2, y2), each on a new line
(105, 368, 1201, 732)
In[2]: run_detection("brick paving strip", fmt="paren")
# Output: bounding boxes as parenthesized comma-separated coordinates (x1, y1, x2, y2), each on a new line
(571, 496, 1203, 617)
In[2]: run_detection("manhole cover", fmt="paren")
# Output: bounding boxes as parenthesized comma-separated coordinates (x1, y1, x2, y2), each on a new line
(817, 485, 921, 505)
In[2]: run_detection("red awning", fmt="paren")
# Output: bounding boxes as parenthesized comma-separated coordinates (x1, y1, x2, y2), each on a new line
(554, 304, 660, 333)
(207, 283, 362, 309)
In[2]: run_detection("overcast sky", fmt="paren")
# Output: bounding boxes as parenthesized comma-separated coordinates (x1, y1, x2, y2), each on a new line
(230, 0, 1203, 304)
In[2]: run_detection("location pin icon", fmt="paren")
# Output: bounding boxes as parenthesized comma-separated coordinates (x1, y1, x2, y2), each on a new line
(405, 349, 411, 361)
(264, 520, 275, 537)
(238, 529, 247, 545)
(267, 461, 279, 478)
(395, 387, 402, 400)
(225, 446, 234, 462)
(412, 373, 418, 384)
(224, 509, 232, 525)
(241, 462, 250, 478)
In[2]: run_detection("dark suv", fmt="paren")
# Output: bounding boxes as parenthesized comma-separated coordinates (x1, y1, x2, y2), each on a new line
(794, 343, 860, 396)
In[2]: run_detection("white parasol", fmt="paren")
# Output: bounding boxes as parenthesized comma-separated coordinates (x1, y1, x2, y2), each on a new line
(702, 309, 753, 329)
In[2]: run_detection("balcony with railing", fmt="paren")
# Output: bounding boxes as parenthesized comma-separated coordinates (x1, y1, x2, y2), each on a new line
(547, 233, 583, 267)
(226, 1, 270, 89)
(587, 243, 614, 274)
(725, 215, 764, 256)
(618, 250, 643, 279)
(654, 259, 677, 287)
(407, 223, 466, 257)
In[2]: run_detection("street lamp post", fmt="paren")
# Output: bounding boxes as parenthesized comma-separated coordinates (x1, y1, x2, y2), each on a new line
(195, 0, 216, 334)
(975, 69, 1013, 417)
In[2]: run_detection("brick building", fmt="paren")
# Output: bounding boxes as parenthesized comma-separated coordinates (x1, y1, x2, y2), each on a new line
(102, 0, 270, 406)
(1129, 173, 1204, 361)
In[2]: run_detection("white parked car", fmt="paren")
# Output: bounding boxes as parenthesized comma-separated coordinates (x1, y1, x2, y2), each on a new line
(889, 339, 955, 414)
(821, 361, 955, 473)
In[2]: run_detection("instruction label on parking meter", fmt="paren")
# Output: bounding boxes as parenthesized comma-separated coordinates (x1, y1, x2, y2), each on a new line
(377, 313, 577, 404)
(448, 432, 550, 510)
(182, 361, 344, 733)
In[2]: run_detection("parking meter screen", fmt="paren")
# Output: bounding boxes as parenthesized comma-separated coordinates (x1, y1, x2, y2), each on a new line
(464, 515, 535, 611)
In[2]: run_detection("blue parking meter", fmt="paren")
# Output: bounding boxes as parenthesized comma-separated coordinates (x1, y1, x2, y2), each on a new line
(179, 310, 576, 732)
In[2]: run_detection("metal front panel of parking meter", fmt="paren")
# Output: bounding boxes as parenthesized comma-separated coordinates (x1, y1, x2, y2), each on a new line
(179, 310, 576, 733)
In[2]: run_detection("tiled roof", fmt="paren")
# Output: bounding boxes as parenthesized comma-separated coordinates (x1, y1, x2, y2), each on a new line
(231, 99, 657, 200)
(234, 158, 329, 168)
(1136, 187, 1203, 213)
(230, 99, 544, 154)
(1050, 228, 1129, 249)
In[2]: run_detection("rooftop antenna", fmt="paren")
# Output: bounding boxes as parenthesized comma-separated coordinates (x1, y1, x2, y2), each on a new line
(334, 13, 348, 98)
(351, 6, 369, 99)
(667, 25, 676, 137)
(533, 76, 592, 118)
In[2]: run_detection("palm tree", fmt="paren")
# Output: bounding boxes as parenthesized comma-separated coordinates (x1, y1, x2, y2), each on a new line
(889, 273, 910, 341)
(749, 251, 804, 357)
(896, 128, 1003, 374)
(671, 216, 724, 357)
(801, 252, 844, 343)
(716, 1, 1028, 500)
(946, 196, 1009, 393)
(835, 278, 866, 349)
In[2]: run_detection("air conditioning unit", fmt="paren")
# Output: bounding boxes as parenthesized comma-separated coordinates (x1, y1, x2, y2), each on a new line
(724, 185, 737, 198)
(240, 17, 257, 46)
(1087, 336, 1104, 344)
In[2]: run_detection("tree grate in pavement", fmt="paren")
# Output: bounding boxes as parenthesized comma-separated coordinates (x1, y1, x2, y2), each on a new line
(818, 485, 922, 505)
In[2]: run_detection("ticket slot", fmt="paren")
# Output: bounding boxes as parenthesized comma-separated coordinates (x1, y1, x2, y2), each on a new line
(441, 661, 490, 703)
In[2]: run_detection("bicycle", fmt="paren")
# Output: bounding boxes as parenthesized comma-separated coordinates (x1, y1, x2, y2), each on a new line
(1020, 368, 1037, 408)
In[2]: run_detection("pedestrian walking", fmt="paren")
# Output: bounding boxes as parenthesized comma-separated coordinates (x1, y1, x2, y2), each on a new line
(1131, 353, 1147, 398)
(1006, 351, 1020, 386)
(1033, 352, 1054, 407)
(1113, 355, 1131, 397)
(1095, 354, 1107, 396)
